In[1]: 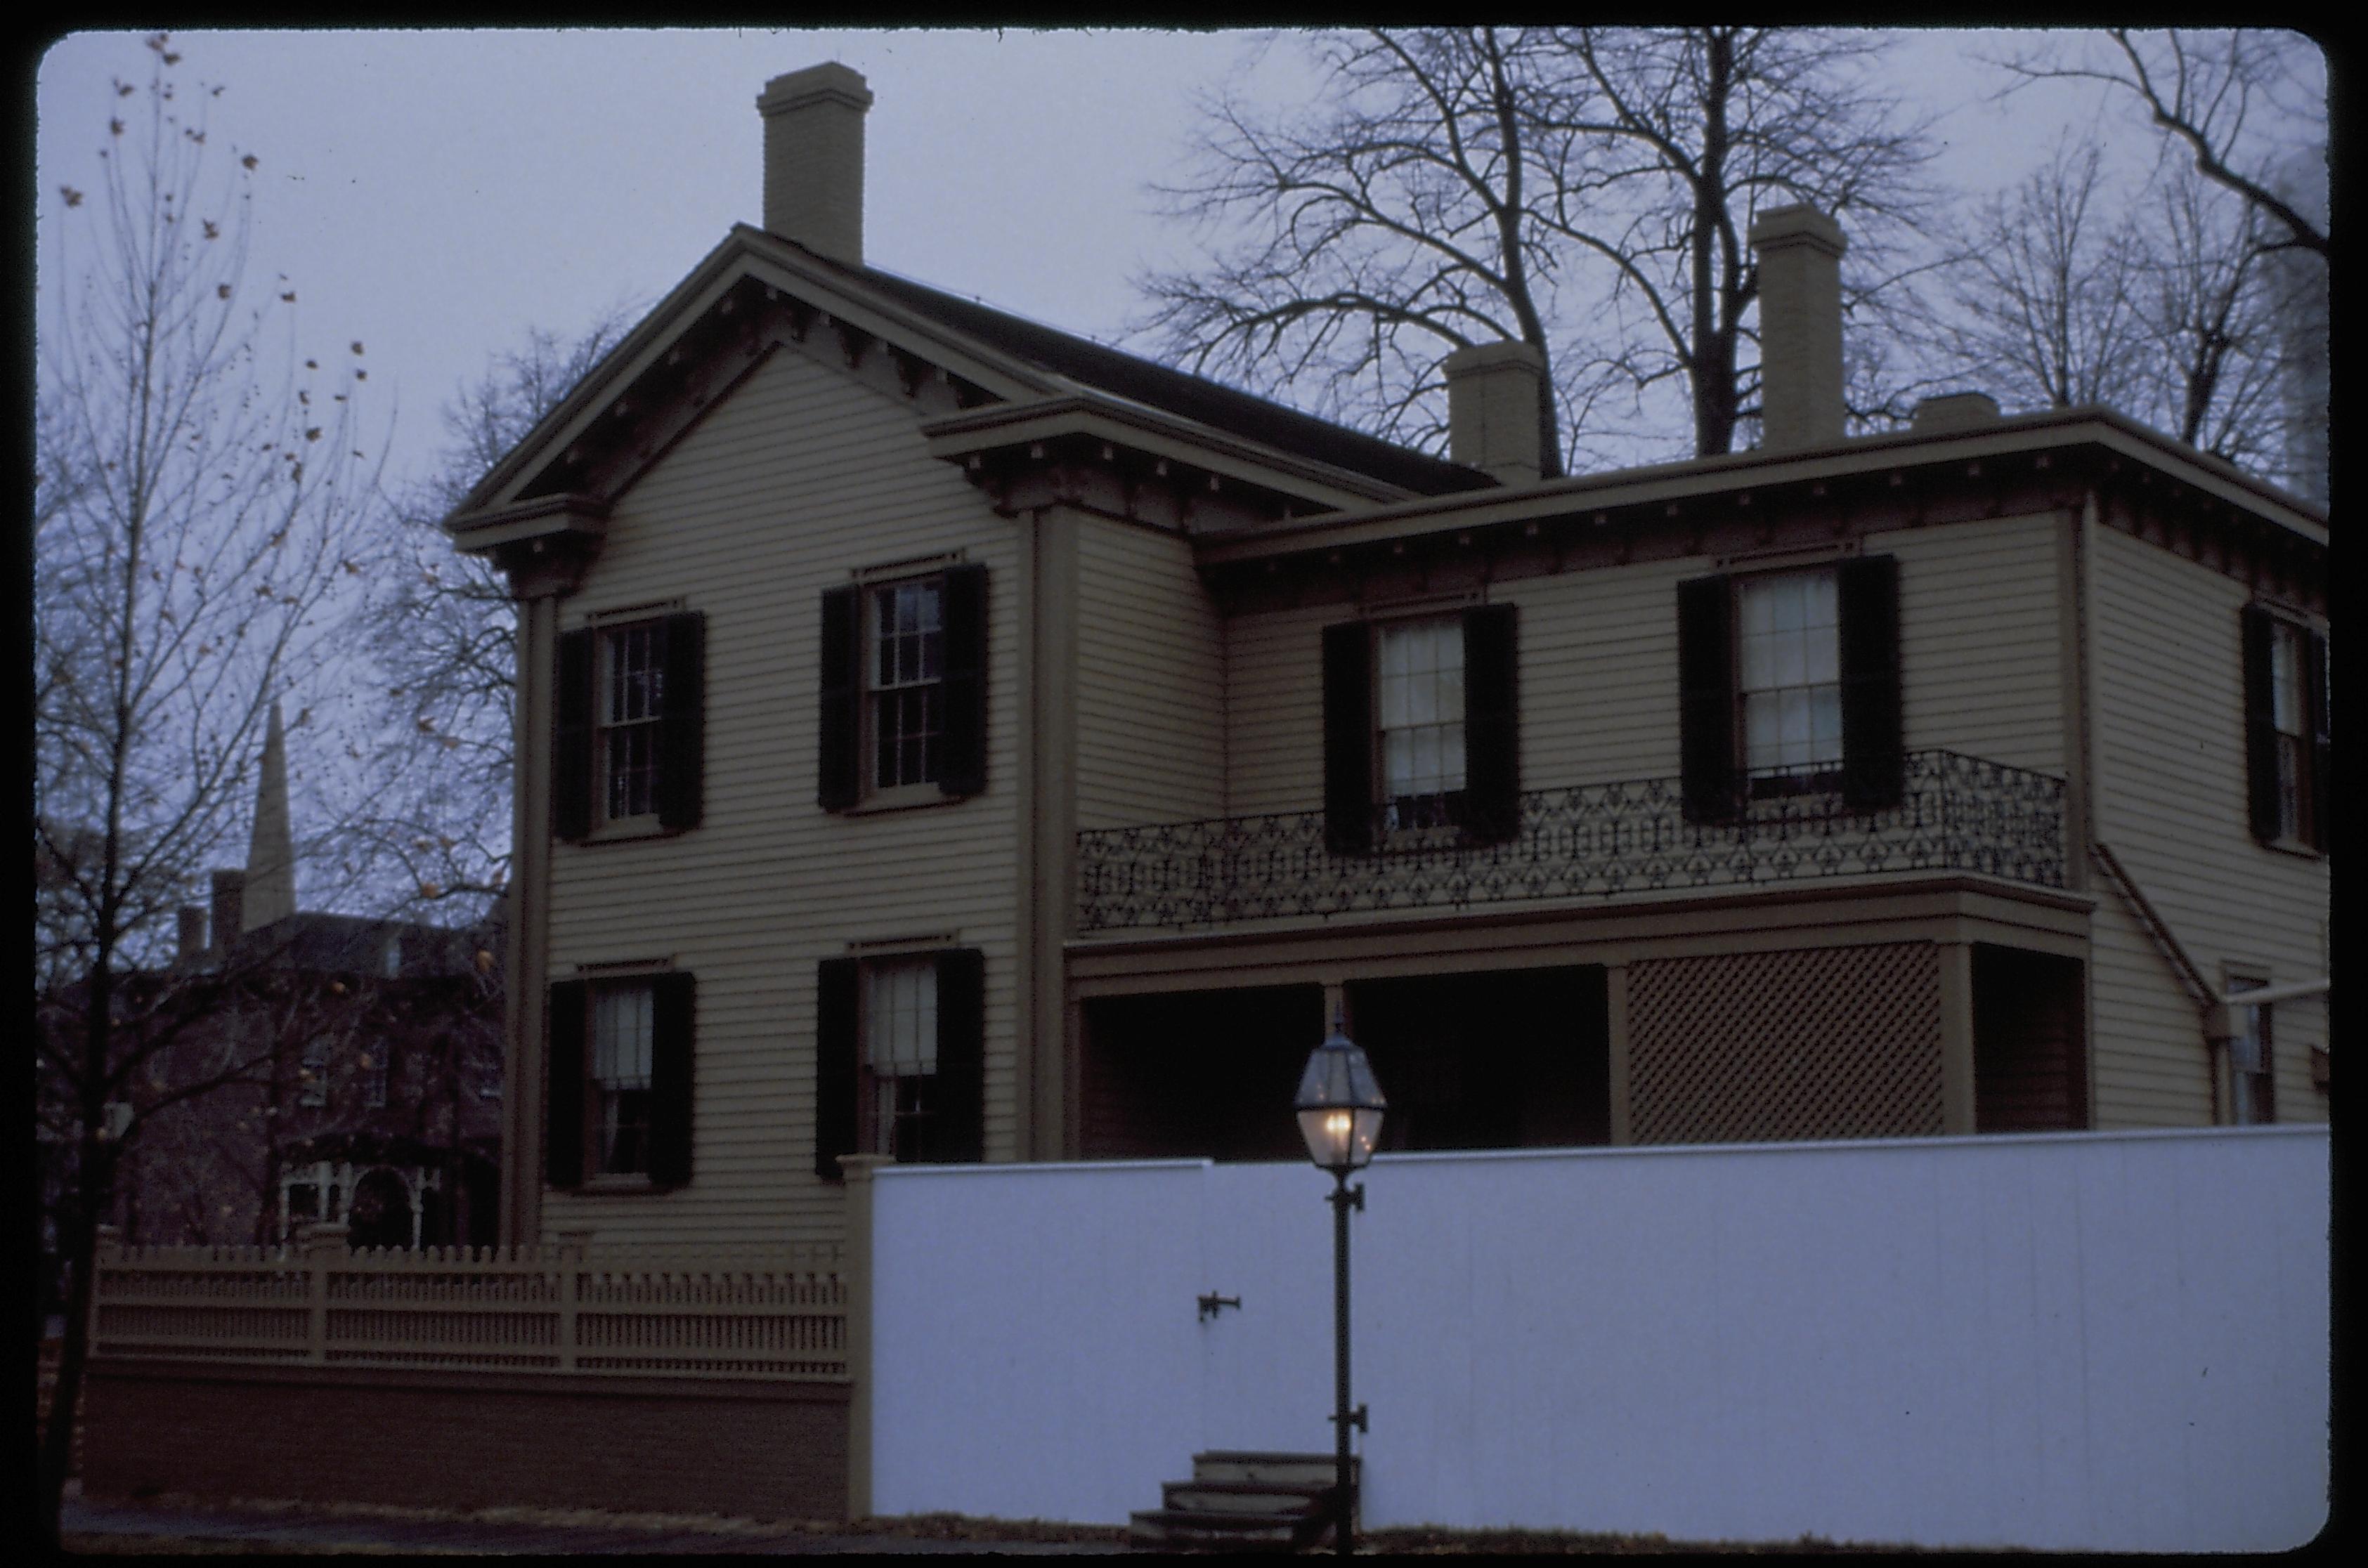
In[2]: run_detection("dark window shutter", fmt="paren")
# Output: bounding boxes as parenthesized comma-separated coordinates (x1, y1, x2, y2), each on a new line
(814, 958, 859, 1180)
(1676, 575, 1737, 824)
(1837, 555, 1904, 811)
(647, 972, 696, 1189)
(818, 587, 861, 811)
(1323, 622, 1374, 854)
(1462, 604, 1521, 843)
(2305, 628, 2330, 854)
(554, 629, 595, 842)
(545, 981, 587, 1189)
(933, 948, 987, 1163)
(657, 613, 705, 831)
(2240, 604, 2280, 844)
(939, 565, 988, 798)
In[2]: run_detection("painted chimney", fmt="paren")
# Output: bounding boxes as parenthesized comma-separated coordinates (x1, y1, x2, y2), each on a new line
(177, 906, 208, 965)
(211, 869, 245, 955)
(1444, 340, 1547, 485)
(1750, 203, 1847, 452)
(242, 700, 297, 934)
(757, 63, 873, 266)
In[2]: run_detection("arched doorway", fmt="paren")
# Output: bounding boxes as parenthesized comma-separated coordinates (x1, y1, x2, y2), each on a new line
(346, 1167, 414, 1251)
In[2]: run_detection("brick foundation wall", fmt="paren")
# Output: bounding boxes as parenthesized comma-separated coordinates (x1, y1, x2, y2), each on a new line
(84, 1359, 849, 1520)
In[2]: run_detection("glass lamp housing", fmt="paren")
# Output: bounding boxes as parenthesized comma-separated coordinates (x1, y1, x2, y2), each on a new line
(1294, 1019, 1387, 1172)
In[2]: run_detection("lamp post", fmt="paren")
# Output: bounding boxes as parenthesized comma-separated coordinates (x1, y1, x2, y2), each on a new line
(1294, 1009, 1386, 1557)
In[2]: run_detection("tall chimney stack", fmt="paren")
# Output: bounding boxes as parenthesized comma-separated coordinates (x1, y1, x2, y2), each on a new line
(1750, 203, 1847, 452)
(757, 63, 873, 266)
(211, 869, 245, 957)
(1443, 340, 1547, 485)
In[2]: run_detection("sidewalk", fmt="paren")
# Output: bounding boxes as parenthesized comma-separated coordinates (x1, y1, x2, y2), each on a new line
(59, 1485, 1129, 1555)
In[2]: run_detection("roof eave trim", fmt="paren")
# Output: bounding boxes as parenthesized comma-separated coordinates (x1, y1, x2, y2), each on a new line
(921, 393, 1421, 511)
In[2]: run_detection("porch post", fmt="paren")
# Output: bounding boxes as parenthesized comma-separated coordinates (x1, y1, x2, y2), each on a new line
(1938, 942, 1976, 1135)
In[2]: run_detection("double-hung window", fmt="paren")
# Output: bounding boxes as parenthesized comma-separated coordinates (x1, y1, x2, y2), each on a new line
(818, 564, 988, 809)
(1377, 618, 1466, 829)
(553, 612, 705, 840)
(2242, 605, 2329, 853)
(600, 624, 665, 823)
(871, 580, 945, 790)
(1736, 569, 1843, 789)
(1321, 604, 1519, 853)
(814, 948, 985, 1177)
(543, 972, 696, 1190)
(2228, 976, 2275, 1125)
(864, 958, 938, 1160)
(590, 985, 656, 1175)
(1678, 555, 1901, 821)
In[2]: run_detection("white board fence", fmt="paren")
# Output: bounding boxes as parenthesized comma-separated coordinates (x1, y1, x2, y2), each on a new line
(869, 1126, 2327, 1552)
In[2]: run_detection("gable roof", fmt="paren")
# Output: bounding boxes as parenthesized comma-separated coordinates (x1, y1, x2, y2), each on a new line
(816, 249, 1495, 499)
(452, 225, 1492, 525)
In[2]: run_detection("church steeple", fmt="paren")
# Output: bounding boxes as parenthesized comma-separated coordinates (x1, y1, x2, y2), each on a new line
(242, 700, 297, 933)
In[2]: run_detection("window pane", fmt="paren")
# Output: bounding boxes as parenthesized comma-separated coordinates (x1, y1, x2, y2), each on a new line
(2271, 625, 2305, 735)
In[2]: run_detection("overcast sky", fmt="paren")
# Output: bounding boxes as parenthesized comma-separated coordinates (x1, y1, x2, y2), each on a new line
(33, 27, 2225, 494)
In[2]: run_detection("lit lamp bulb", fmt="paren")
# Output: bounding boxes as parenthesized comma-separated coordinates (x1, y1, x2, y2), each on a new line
(1295, 1012, 1386, 1174)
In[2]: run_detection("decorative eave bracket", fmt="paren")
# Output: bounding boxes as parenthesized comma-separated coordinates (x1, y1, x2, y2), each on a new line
(445, 493, 612, 600)
(920, 394, 1407, 533)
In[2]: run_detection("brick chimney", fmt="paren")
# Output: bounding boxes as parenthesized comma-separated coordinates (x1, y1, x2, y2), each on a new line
(1911, 391, 2001, 435)
(210, 869, 245, 956)
(757, 63, 873, 266)
(177, 906, 208, 965)
(1750, 203, 1847, 452)
(1444, 340, 1547, 485)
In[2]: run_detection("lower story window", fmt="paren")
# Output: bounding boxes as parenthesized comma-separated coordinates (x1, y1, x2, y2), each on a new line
(866, 958, 937, 1160)
(592, 984, 656, 1175)
(2230, 980, 2275, 1125)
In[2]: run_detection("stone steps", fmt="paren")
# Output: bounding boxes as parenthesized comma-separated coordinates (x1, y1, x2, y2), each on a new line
(1128, 1451, 1354, 1553)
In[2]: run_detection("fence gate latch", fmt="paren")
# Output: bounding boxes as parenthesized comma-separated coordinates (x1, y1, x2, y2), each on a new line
(1197, 1292, 1241, 1322)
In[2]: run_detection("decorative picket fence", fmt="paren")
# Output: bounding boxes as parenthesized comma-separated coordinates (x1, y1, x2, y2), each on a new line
(91, 1227, 848, 1380)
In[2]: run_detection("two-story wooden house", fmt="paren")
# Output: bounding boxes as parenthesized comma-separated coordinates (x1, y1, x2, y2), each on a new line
(449, 64, 2328, 1250)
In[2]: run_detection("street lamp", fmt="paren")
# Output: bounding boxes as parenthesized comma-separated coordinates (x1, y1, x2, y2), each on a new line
(1294, 1008, 1386, 1557)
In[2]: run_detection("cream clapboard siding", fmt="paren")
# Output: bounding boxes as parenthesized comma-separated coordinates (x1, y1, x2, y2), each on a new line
(542, 344, 1025, 1246)
(2087, 525, 2329, 1127)
(1873, 514, 2064, 776)
(1226, 516, 2065, 816)
(1072, 519, 1225, 831)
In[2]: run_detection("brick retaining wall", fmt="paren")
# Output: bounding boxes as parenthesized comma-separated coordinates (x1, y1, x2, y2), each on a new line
(84, 1359, 849, 1520)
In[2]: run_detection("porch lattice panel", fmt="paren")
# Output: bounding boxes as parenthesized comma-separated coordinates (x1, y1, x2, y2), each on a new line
(1627, 943, 1943, 1144)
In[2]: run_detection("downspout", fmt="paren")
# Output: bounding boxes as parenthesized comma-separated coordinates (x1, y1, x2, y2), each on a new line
(2089, 841, 2332, 1112)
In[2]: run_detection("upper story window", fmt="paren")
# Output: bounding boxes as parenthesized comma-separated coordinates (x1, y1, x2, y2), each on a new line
(2243, 605, 2328, 854)
(544, 971, 696, 1191)
(1736, 569, 1842, 786)
(1322, 604, 1518, 853)
(601, 622, 666, 822)
(1377, 618, 1466, 830)
(819, 564, 987, 811)
(871, 579, 946, 790)
(554, 613, 705, 842)
(362, 1044, 389, 1111)
(299, 1039, 329, 1108)
(1677, 555, 1901, 823)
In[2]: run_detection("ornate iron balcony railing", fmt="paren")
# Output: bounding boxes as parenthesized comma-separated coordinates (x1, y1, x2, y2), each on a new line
(1076, 750, 2064, 934)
